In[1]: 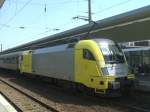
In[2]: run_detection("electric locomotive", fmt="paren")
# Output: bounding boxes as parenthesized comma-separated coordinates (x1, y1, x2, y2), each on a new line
(0, 38, 135, 95)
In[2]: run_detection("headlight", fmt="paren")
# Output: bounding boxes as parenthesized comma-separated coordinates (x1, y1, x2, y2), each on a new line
(101, 67, 109, 75)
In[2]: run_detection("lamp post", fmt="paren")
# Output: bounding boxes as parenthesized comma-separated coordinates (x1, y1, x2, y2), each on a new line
(88, 0, 92, 23)
(0, 44, 2, 52)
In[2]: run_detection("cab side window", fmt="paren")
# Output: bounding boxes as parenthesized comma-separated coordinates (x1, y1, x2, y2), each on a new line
(83, 49, 95, 60)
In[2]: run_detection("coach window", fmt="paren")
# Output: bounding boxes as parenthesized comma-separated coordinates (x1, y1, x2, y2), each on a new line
(83, 49, 95, 61)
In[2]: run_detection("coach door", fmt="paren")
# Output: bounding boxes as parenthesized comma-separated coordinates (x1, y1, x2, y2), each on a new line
(20, 51, 32, 73)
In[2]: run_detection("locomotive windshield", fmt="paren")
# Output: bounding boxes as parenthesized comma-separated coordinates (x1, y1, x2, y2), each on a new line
(99, 42, 125, 64)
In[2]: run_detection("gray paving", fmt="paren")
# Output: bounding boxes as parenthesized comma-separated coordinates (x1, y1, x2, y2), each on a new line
(136, 74, 150, 91)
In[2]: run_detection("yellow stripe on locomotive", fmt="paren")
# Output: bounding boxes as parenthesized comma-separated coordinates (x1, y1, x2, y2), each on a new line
(20, 50, 32, 73)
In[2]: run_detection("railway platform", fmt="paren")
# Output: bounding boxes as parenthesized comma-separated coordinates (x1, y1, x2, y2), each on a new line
(0, 93, 17, 112)
(136, 74, 150, 92)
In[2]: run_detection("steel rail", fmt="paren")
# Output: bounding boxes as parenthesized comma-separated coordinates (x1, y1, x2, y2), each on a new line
(0, 78, 59, 112)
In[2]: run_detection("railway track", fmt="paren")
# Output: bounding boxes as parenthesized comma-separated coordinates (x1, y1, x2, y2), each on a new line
(120, 91, 150, 112)
(123, 105, 150, 112)
(0, 70, 150, 112)
(80, 92, 150, 112)
(103, 91, 150, 112)
(0, 78, 59, 112)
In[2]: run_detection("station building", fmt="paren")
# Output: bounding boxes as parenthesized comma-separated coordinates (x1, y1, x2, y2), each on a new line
(121, 40, 150, 74)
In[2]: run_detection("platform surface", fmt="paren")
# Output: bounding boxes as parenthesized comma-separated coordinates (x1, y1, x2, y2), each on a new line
(0, 94, 17, 112)
(136, 74, 150, 92)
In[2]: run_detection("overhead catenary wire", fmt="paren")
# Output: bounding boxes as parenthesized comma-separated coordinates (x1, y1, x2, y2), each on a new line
(0, 0, 33, 30)
(5, 19, 75, 50)
(0, 23, 26, 29)
(1, 0, 126, 49)
(9, 0, 76, 7)
(73, 0, 132, 23)
(94, 0, 132, 15)
(44, 0, 47, 30)
(0, 0, 79, 31)
(14, 0, 18, 15)
(1, 0, 143, 51)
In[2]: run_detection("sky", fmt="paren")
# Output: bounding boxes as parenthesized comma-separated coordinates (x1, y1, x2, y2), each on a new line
(0, 0, 150, 50)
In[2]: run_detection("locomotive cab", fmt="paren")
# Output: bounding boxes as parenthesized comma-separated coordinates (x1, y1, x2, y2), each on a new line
(75, 39, 135, 94)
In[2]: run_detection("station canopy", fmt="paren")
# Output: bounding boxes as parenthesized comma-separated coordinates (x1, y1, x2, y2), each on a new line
(1, 5, 150, 54)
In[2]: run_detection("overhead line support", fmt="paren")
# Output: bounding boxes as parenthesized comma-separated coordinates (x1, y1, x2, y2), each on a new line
(88, 0, 92, 23)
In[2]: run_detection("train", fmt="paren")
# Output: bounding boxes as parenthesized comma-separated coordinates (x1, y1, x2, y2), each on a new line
(0, 38, 135, 95)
